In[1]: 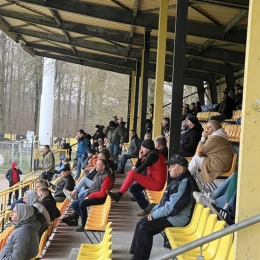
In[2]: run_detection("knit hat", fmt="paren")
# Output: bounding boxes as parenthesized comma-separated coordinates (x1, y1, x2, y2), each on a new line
(109, 121, 116, 128)
(207, 120, 222, 131)
(141, 139, 155, 150)
(186, 115, 199, 125)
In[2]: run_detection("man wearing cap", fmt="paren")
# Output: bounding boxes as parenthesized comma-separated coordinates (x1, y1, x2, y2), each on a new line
(179, 115, 203, 157)
(129, 155, 199, 260)
(107, 139, 167, 203)
(53, 165, 75, 202)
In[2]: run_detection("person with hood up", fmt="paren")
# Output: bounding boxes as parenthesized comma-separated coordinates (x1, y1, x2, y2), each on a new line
(107, 139, 167, 204)
(92, 125, 105, 150)
(0, 204, 40, 260)
(23, 190, 51, 226)
(5, 162, 22, 205)
(179, 115, 204, 157)
(188, 120, 233, 183)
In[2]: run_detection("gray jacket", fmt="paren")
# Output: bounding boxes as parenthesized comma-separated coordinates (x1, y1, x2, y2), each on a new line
(104, 125, 124, 144)
(0, 205, 40, 260)
(42, 150, 55, 173)
(128, 135, 140, 156)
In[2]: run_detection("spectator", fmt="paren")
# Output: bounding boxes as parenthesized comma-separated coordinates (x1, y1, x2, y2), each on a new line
(129, 155, 199, 260)
(62, 159, 114, 231)
(148, 103, 154, 121)
(211, 91, 234, 121)
(0, 204, 40, 260)
(60, 139, 66, 148)
(118, 117, 129, 143)
(5, 162, 22, 205)
(42, 145, 55, 181)
(227, 88, 236, 99)
(75, 129, 91, 181)
(53, 157, 70, 180)
(196, 101, 202, 114)
(38, 187, 60, 222)
(117, 130, 140, 174)
(233, 85, 243, 108)
(107, 139, 167, 203)
(190, 102, 196, 115)
(81, 149, 98, 170)
(104, 137, 110, 149)
(184, 103, 192, 114)
(92, 125, 105, 150)
(179, 115, 203, 157)
(53, 165, 75, 202)
(162, 117, 170, 136)
(181, 106, 189, 121)
(188, 120, 233, 183)
(112, 115, 118, 123)
(154, 135, 168, 159)
(144, 132, 152, 140)
(145, 119, 153, 133)
(104, 121, 124, 164)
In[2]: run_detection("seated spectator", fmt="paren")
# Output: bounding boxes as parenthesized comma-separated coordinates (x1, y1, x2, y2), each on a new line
(53, 157, 70, 180)
(38, 187, 61, 222)
(53, 165, 75, 202)
(190, 102, 197, 115)
(144, 132, 152, 140)
(193, 172, 237, 225)
(181, 105, 189, 121)
(0, 204, 40, 260)
(179, 115, 203, 157)
(129, 155, 199, 260)
(196, 101, 202, 114)
(188, 120, 233, 183)
(117, 130, 140, 174)
(154, 135, 168, 159)
(62, 159, 114, 231)
(104, 137, 110, 149)
(23, 190, 51, 226)
(81, 149, 98, 170)
(97, 138, 105, 149)
(92, 125, 104, 150)
(5, 162, 22, 205)
(162, 117, 170, 136)
(233, 85, 243, 108)
(107, 139, 167, 203)
(211, 91, 234, 121)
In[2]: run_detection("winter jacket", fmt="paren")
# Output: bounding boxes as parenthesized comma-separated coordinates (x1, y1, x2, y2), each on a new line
(214, 96, 234, 119)
(84, 170, 114, 199)
(104, 125, 124, 144)
(42, 150, 55, 173)
(0, 205, 40, 260)
(85, 154, 98, 171)
(199, 128, 233, 183)
(180, 124, 203, 155)
(41, 195, 60, 222)
(54, 174, 75, 198)
(159, 147, 168, 160)
(152, 170, 199, 226)
(162, 123, 170, 136)
(77, 135, 91, 157)
(92, 129, 104, 142)
(5, 168, 22, 186)
(128, 135, 140, 156)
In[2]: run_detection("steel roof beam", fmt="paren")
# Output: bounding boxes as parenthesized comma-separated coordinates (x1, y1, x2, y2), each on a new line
(13, 0, 247, 44)
(192, 0, 249, 9)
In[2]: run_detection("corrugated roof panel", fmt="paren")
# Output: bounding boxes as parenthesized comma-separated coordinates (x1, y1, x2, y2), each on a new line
(75, 47, 126, 59)
(187, 35, 209, 45)
(79, 0, 135, 9)
(1, 17, 26, 27)
(21, 35, 45, 42)
(187, 7, 218, 24)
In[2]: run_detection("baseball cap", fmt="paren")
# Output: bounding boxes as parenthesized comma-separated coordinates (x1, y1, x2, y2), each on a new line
(60, 155, 66, 160)
(165, 154, 189, 168)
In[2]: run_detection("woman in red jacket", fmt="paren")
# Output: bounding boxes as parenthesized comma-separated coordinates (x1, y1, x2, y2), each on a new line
(107, 139, 167, 203)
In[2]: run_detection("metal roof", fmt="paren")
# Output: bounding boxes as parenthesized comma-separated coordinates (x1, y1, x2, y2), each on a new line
(0, 0, 249, 80)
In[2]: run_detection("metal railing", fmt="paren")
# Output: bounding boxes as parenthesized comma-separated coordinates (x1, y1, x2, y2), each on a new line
(151, 213, 260, 260)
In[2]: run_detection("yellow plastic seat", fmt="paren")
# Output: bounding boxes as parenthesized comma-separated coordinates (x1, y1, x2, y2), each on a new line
(146, 182, 167, 204)
(36, 230, 48, 258)
(227, 243, 234, 260)
(219, 153, 237, 178)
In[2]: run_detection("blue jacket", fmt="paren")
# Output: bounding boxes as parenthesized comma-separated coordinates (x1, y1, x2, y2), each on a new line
(77, 136, 91, 157)
(152, 171, 199, 227)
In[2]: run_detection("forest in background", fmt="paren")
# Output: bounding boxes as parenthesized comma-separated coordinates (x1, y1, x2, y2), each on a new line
(0, 31, 198, 138)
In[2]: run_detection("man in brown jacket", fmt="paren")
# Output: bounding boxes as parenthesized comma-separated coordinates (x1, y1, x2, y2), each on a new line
(42, 145, 55, 181)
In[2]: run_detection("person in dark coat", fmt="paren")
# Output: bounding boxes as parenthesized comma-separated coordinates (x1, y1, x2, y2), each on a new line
(179, 115, 203, 157)
(92, 125, 105, 151)
(5, 162, 22, 205)
(162, 117, 170, 136)
(38, 187, 60, 222)
(53, 165, 75, 202)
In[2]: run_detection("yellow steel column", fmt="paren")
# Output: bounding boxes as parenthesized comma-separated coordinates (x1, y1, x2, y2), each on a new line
(137, 50, 145, 138)
(152, 0, 168, 139)
(129, 70, 136, 130)
(235, 0, 260, 258)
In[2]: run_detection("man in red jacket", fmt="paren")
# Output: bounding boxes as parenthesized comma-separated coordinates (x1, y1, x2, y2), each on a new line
(62, 159, 114, 232)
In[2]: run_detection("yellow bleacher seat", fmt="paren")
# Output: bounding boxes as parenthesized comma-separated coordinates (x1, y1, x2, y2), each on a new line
(36, 230, 48, 258)
(219, 153, 237, 178)
(228, 243, 234, 260)
(146, 182, 167, 204)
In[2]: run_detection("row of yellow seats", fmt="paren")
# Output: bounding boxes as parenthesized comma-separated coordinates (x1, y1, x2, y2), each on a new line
(0, 225, 15, 251)
(77, 222, 113, 260)
(225, 109, 242, 122)
(146, 182, 167, 204)
(165, 204, 233, 260)
(197, 111, 220, 121)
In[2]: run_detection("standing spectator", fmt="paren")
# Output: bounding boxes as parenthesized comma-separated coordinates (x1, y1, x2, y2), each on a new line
(0, 204, 40, 260)
(92, 125, 105, 150)
(162, 117, 170, 136)
(112, 115, 118, 123)
(75, 129, 91, 181)
(5, 162, 22, 205)
(190, 102, 197, 115)
(42, 145, 55, 181)
(145, 119, 153, 133)
(211, 91, 234, 121)
(148, 103, 154, 121)
(117, 130, 140, 174)
(118, 117, 129, 143)
(104, 121, 124, 164)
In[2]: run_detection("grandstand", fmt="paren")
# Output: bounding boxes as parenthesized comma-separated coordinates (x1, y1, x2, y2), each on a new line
(0, 0, 260, 259)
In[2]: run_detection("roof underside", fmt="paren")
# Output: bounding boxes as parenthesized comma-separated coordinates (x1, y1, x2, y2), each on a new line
(0, 0, 249, 82)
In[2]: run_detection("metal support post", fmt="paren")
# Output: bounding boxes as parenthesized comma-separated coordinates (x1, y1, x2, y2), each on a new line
(225, 68, 235, 90)
(208, 75, 218, 104)
(130, 70, 136, 131)
(127, 75, 132, 129)
(197, 82, 205, 105)
(133, 62, 140, 133)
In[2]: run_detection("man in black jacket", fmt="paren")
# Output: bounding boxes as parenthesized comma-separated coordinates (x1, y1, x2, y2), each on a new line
(53, 166, 75, 202)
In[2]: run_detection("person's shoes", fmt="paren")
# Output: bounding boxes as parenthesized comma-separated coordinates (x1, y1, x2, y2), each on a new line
(193, 191, 215, 207)
(106, 190, 122, 203)
(137, 210, 150, 217)
(130, 197, 136, 202)
(116, 169, 125, 174)
(210, 203, 235, 226)
(61, 215, 73, 223)
(75, 226, 85, 232)
(63, 189, 77, 200)
(65, 218, 79, 226)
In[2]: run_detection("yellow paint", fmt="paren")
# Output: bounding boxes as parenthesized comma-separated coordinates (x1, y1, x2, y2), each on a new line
(130, 70, 136, 130)
(137, 50, 145, 137)
(152, 0, 168, 139)
(234, 0, 260, 258)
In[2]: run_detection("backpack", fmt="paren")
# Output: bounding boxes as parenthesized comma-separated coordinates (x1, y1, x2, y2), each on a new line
(32, 206, 48, 239)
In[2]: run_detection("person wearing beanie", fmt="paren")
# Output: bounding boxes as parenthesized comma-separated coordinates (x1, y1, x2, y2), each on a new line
(107, 139, 167, 207)
(0, 204, 40, 260)
(179, 115, 203, 157)
(92, 125, 105, 151)
(189, 120, 233, 183)
(5, 162, 22, 205)
(129, 154, 199, 260)
(104, 120, 124, 164)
